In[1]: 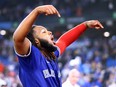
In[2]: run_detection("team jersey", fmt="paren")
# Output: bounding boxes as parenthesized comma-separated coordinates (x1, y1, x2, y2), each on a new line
(15, 43, 62, 87)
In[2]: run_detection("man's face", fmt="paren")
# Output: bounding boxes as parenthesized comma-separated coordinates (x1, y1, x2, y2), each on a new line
(33, 26, 57, 52)
(70, 73, 80, 84)
(69, 70, 81, 85)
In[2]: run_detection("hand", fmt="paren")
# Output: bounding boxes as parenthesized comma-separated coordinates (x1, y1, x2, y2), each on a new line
(36, 5, 61, 17)
(85, 20, 104, 29)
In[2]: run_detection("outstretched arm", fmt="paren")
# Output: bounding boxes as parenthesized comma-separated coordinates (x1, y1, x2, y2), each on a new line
(56, 20, 104, 54)
(13, 5, 60, 55)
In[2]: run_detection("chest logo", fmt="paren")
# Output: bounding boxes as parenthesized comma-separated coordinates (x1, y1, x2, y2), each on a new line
(43, 69, 55, 78)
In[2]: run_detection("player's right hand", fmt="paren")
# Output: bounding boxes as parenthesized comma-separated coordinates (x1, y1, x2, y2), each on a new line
(35, 5, 61, 17)
(85, 20, 104, 29)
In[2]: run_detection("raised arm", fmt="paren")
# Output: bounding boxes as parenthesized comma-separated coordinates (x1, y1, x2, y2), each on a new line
(13, 5, 60, 55)
(56, 20, 104, 54)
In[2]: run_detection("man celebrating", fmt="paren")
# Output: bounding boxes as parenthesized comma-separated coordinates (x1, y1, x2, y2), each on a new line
(13, 5, 104, 87)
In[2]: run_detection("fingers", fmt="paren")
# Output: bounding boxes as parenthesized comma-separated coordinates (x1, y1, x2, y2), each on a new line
(95, 26, 101, 29)
(91, 20, 104, 29)
(45, 5, 61, 17)
(95, 20, 104, 29)
(52, 6, 61, 17)
(86, 20, 104, 29)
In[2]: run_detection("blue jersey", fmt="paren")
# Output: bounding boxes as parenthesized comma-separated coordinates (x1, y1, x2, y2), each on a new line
(15, 43, 62, 87)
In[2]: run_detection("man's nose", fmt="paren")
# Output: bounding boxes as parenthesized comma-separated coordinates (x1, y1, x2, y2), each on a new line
(48, 31, 52, 35)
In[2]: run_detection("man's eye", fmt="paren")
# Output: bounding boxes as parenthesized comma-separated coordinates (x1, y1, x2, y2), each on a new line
(42, 31, 46, 33)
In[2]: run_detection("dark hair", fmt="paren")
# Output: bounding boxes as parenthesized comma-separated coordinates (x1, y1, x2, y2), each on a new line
(27, 25, 37, 47)
(26, 25, 56, 60)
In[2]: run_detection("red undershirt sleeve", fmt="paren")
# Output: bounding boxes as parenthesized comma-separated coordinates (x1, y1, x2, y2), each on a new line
(56, 23, 87, 55)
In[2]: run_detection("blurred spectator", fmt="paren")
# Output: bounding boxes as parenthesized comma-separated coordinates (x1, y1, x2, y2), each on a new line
(62, 69, 81, 87)
(108, 81, 116, 87)
(0, 78, 7, 87)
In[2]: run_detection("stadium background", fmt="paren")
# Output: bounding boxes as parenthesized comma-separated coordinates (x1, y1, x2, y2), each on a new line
(0, 0, 116, 87)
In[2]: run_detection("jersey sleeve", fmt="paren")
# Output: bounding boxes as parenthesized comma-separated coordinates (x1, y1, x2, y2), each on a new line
(15, 42, 42, 71)
(15, 41, 32, 58)
(56, 23, 87, 55)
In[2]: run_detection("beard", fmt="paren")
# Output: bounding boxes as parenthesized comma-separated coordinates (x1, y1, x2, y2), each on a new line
(39, 38, 57, 52)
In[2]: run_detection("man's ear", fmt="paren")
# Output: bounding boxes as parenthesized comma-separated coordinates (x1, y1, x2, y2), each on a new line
(35, 38, 40, 44)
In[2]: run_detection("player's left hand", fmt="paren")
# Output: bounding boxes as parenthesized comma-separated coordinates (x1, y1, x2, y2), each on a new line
(85, 20, 104, 29)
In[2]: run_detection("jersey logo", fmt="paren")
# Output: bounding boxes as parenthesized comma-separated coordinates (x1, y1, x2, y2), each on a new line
(43, 69, 55, 78)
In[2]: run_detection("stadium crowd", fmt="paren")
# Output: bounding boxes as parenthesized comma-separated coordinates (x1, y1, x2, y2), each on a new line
(0, 0, 115, 21)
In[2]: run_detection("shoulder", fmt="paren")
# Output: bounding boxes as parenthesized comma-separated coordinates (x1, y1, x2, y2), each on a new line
(62, 80, 70, 87)
(16, 43, 42, 59)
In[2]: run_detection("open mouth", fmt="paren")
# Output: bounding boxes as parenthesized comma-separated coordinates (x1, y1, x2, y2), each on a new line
(53, 41, 56, 45)
(51, 37, 54, 41)
(50, 36, 56, 45)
